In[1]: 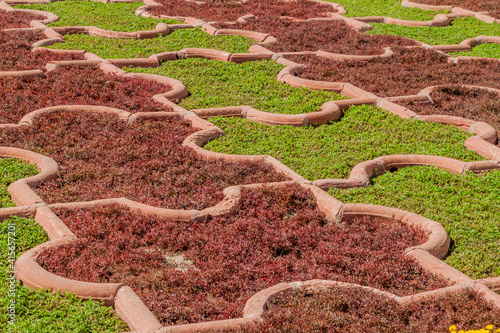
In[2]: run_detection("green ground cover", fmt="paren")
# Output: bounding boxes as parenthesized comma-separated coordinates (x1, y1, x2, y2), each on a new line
(369, 17, 500, 58)
(329, 0, 444, 20)
(129, 59, 345, 114)
(16, 0, 180, 32)
(329, 166, 500, 279)
(0, 158, 126, 332)
(451, 43, 500, 59)
(47, 28, 253, 58)
(204, 105, 482, 180)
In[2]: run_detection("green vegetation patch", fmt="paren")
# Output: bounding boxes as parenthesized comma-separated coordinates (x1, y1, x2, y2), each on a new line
(47, 28, 253, 58)
(129, 59, 345, 114)
(0, 158, 126, 332)
(451, 43, 500, 59)
(329, 166, 500, 279)
(328, 0, 445, 20)
(0, 158, 38, 208)
(16, 0, 180, 31)
(369, 17, 500, 48)
(204, 105, 482, 180)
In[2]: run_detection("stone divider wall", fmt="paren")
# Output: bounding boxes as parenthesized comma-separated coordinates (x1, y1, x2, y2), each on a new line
(401, 0, 500, 24)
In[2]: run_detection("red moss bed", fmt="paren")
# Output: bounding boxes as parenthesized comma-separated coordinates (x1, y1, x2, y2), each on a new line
(37, 185, 449, 325)
(413, 0, 500, 19)
(215, 16, 417, 55)
(291, 48, 500, 97)
(399, 85, 500, 141)
(0, 66, 170, 123)
(0, 112, 286, 209)
(0, 30, 84, 71)
(0, 9, 46, 29)
(224, 287, 500, 332)
(149, 0, 335, 22)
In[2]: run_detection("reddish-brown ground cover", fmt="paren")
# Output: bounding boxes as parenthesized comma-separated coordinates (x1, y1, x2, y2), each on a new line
(291, 48, 500, 97)
(0, 30, 84, 71)
(400, 85, 500, 139)
(149, 0, 335, 22)
(0, 9, 45, 29)
(231, 287, 500, 332)
(0, 67, 170, 123)
(0, 112, 286, 209)
(216, 16, 417, 54)
(37, 185, 449, 325)
(413, 0, 500, 19)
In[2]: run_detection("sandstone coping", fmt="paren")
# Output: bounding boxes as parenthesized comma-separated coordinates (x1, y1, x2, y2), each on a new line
(191, 101, 342, 126)
(353, 13, 450, 27)
(52, 22, 172, 39)
(313, 154, 496, 193)
(401, 0, 500, 24)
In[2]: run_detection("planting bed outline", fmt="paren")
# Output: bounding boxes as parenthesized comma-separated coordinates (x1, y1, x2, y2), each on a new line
(1, 0, 500, 331)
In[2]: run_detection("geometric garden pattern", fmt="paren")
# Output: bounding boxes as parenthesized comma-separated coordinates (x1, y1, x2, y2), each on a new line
(1, 0, 500, 331)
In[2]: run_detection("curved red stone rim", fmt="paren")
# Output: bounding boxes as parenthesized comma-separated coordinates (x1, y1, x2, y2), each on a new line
(314, 154, 500, 192)
(401, 0, 500, 24)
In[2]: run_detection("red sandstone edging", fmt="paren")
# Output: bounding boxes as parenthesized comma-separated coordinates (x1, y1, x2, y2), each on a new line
(191, 101, 342, 126)
(401, 0, 500, 24)
(314, 154, 499, 192)
(51, 22, 175, 39)
(353, 13, 451, 27)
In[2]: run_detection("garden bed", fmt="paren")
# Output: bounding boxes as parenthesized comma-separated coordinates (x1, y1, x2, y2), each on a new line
(412, 0, 500, 19)
(37, 184, 448, 326)
(291, 48, 500, 97)
(398, 85, 500, 141)
(0, 30, 84, 71)
(232, 287, 500, 332)
(148, 0, 335, 22)
(215, 16, 417, 55)
(0, 112, 286, 209)
(0, 9, 45, 29)
(0, 158, 126, 332)
(0, 67, 170, 124)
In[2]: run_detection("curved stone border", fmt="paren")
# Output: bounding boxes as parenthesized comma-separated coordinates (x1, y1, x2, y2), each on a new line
(401, 0, 500, 24)
(314, 154, 500, 192)
(353, 12, 451, 27)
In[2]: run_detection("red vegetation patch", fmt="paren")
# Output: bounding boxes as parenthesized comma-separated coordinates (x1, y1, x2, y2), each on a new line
(0, 67, 170, 123)
(413, 0, 500, 19)
(292, 48, 500, 97)
(37, 185, 448, 325)
(0, 9, 45, 29)
(400, 85, 500, 137)
(216, 16, 416, 55)
(232, 287, 500, 332)
(0, 112, 286, 208)
(0, 30, 84, 71)
(149, 0, 334, 22)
